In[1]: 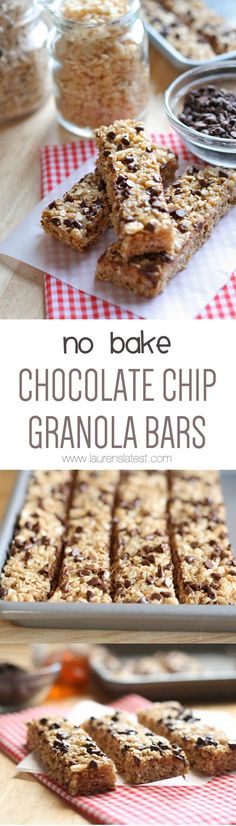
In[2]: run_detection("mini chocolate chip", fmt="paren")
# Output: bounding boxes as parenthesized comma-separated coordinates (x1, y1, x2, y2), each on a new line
(0, 587, 7, 598)
(146, 222, 156, 231)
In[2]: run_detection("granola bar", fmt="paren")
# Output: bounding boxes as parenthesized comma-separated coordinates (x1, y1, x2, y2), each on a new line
(41, 144, 177, 251)
(168, 471, 236, 605)
(137, 702, 236, 775)
(50, 471, 119, 603)
(96, 122, 178, 183)
(96, 120, 176, 258)
(0, 471, 73, 602)
(83, 710, 189, 783)
(96, 164, 236, 298)
(142, 2, 215, 60)
(27, 717, 117, 795)
(111, 470, 178, 603)
(41, 171, 111, 250)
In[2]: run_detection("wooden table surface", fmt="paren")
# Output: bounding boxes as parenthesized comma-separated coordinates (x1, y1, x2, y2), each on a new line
(0, 47, 177, 320)
(0, 643, 235, 825)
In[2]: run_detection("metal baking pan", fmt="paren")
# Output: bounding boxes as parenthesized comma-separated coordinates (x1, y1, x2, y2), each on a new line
(144, 0, 236, 74)
(145, 22, 236, 72)
(0, 471, 235, 631)
(91, 649, 236, 702)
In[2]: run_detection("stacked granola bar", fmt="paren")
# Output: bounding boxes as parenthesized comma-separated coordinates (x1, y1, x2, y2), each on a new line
(96, 161, 236, 297)
(41, 122, 178, 261)
(41, 117, 236, 299)
(0, 470, 235, 604)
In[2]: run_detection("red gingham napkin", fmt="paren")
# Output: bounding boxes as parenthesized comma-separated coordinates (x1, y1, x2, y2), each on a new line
(40, 136, 236, 320)
(0, 693, 235, 824)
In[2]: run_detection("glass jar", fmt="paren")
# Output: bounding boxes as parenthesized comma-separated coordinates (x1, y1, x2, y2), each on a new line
(0, 0, 51, 123)
(47, 0, 150, 137)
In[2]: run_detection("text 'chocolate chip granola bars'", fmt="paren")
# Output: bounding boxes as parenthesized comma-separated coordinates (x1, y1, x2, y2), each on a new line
(0, 470, 236, 605)
(137, 701, 236, 775)
(41, 118, 236, 299)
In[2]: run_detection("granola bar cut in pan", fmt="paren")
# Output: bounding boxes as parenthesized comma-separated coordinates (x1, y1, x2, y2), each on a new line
(27, 717, 117, 795)
(83, 710, 189, 783)
(111, 470, 178, 603)
(96, 120, 176, 257)
(96, 165, 236, 298)
(51, 471, 119, 603)
(0, 471, 73, 602)
(142, 1, 215, 61)
(138, 702, 236, 775)
(160, 0, 236, 54)
(168, 470, 236, 605)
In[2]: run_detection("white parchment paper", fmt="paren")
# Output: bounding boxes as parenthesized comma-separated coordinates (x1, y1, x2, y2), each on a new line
(0, 157, 235, 320)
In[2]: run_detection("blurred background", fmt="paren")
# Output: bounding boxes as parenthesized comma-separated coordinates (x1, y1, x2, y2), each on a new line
(1, 643, 236, 713)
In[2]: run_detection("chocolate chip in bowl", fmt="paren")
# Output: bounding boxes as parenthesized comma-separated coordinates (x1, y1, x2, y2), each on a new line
(180, 85, 236, 139)
(164, 61, 236, 167)
(0, 660, 61, 712)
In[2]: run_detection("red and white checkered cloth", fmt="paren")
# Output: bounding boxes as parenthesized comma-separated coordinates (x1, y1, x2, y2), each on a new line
(0, 693, 235, 824)
(40, 135, 236, 320)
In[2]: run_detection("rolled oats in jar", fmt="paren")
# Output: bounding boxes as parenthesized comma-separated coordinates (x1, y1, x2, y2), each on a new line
(48, 0, 150, 136)
(0, 0, 51, 123)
